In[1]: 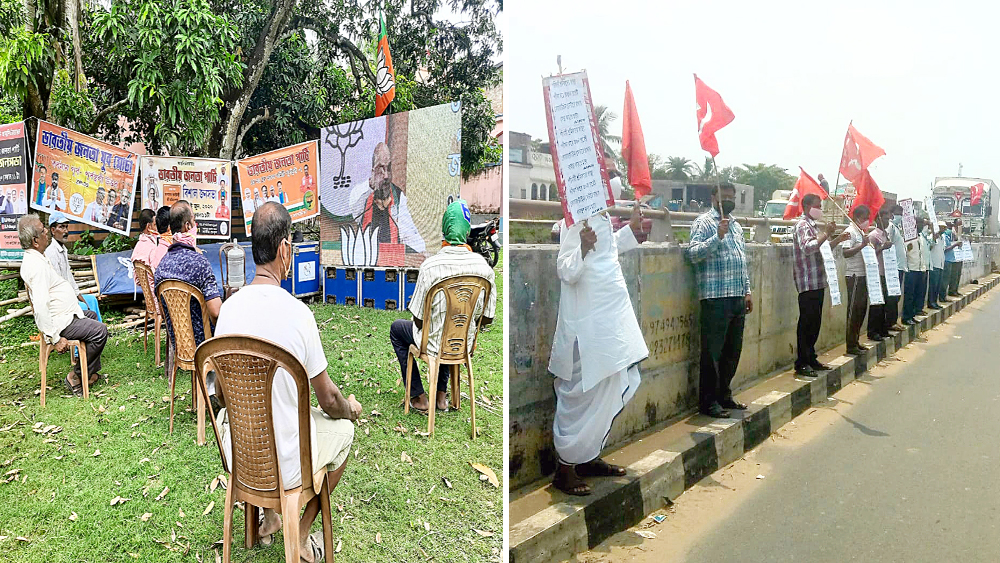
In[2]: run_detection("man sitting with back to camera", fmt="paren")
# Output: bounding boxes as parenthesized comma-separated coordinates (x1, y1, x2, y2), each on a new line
(213, 202, 362, 561)
(389, 199, 496, 412)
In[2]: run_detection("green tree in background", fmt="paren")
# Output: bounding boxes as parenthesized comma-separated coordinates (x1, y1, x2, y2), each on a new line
(665, 156, 696, 180)
(593, 104, 621, 160)
(0, 0, 502, 178)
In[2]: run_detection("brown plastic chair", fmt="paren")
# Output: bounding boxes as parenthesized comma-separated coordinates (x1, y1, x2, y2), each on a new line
(404, 274, 492, 438)
(156, 279, 211, 445)
(27, 290, 89, 406)
(194, 335, 336, 563)
(132, 260, 163, 367)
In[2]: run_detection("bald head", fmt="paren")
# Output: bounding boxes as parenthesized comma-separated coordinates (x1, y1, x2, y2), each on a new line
(251, 202, 291, 266)
(371, 143, 391, 196)
(169, 200, 194, 234)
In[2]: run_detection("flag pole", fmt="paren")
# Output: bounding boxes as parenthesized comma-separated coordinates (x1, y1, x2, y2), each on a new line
(711, 155, 725, 218)
(829, 120, 852, 223)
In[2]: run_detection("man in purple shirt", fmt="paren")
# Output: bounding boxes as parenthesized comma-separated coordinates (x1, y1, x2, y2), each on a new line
(792, 194, 848, 377)
(154, 201, 222, 356)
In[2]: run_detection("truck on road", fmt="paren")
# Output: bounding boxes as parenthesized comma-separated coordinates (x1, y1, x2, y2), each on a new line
(932, 177, 999, 236)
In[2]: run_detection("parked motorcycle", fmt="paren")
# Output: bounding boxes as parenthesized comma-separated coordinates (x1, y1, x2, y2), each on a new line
(469, 217, 501, 267)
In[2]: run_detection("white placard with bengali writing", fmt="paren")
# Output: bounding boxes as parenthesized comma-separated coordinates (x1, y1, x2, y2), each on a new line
(820, 241, 842, 306)
(924, 196, 940, 234)
(962, 241, 974, 262)
(882, 248, 901, 296)
(543, 71, 613, 226)
(861, 246, 885, 305)
(900, 198, 917, 241)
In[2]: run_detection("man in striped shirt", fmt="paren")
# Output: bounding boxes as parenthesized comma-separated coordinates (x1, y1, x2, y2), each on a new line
(792, 194, 848, 376)
(687, 185, 752, 418)
(390, 200, 496, 413)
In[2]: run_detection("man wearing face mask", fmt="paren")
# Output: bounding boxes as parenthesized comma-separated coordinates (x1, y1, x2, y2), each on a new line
(943, 219, 963, 298)
(688, 184, 752, 418)
(926, 222, 946, 310)
(792, 194, 849, 376)
(902, 218, 930, 324)
(154, 201, 222, 380)
(884, 206, 907, 331)
(865, 210, 894, 342)
(840, 205, 873, 355)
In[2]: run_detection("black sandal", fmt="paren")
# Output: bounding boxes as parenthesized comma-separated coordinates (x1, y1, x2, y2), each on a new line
(553, 470, 592, 496)
(63, 377, 83, 397)
(576, 458, 627, 477)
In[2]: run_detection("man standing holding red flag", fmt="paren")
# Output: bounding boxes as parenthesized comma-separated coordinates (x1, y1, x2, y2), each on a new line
(790, 171, 848, 376)
(622, 81, 651, 199)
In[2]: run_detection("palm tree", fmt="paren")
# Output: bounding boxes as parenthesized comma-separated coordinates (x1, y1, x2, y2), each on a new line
(593, 105, 621, 160)
(665, 156, 696, 181)
(695, 156, 716, 181)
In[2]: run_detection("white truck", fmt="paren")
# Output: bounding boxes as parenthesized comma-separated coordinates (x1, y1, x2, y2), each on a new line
(931, 177, 999, 236)
(761, 189, 794, 242)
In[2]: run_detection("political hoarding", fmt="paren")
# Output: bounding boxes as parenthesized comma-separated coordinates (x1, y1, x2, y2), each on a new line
(235, 141, 320, 236)
(30, 120, 139, 236)
(140, 156, 232, 239)
(318, 102, 461, 268)
(0, 121, 29, 260)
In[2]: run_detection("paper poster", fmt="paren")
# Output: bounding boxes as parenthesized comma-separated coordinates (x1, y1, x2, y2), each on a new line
(962, 241, 974, 262)
(924, 196, 939, 234)
(0, 121, 28, 260)
(542, 71, 614, 226)
(882, 248, 901, 296)
(236, 140, 320, 236)
(30, 120, 139, 235)
(318, 103, 461, 268)
(819, 241, 841, 306)
(899, 198, 917, 241)
(860, 246, 885, 305)
(140, 156, 231, 239)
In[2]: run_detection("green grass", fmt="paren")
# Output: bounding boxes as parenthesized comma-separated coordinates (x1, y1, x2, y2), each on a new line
(0, 255, 503, 562)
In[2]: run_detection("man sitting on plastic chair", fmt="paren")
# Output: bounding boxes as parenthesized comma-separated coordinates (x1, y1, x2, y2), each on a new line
(45, 212, 103, 322)
(389, 199, 497, 412)
(213, 202, 362, 561)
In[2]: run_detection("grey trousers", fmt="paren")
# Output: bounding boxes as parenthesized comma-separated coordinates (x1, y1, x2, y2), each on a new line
(59, 310, 108, 378)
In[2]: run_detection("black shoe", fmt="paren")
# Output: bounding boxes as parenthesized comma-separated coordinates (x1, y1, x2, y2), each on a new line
(929, 304, 942, 310)
(867, 334, 884, 342)
(810, 362, 832, 371)
(903, 318, 915, 325)
(701, 403, 731, 418)
(719, 399, 748, 410)
(795, 366, 818, 378)
(846, 346, 868, 355)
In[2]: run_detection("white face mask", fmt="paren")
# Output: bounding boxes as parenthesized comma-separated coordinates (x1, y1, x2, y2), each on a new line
(609, 176, 623, 199)
(808, 207, 823, 220)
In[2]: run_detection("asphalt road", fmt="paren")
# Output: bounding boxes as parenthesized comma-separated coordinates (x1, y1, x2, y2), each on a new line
(682, 291, 1000, 562)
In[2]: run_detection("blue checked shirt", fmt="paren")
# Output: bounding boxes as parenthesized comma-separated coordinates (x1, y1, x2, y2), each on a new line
(687, 209, 751, 300)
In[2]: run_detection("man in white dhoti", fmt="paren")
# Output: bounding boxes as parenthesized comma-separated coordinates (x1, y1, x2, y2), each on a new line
(549, 191, 648, 496)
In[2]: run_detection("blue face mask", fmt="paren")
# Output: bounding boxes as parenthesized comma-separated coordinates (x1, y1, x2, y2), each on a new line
(892, 215, 902, 228)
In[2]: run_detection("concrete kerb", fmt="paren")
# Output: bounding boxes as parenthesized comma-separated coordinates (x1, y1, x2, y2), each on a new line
(509, 274, 1000, 563)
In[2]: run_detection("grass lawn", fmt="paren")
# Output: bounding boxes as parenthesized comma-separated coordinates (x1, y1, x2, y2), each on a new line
(0, 255, 503, 562)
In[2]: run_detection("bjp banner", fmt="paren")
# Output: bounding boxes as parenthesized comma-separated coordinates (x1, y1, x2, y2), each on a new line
(30, 120, 139, 235)
(235, 140, 319, 235)
(140, 156, 232, 239)
(0, 121, 29, 260)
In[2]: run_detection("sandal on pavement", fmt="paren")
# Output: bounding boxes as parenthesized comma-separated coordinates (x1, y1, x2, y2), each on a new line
(553, 470, 591, 496)
(576, 458, 627, 478)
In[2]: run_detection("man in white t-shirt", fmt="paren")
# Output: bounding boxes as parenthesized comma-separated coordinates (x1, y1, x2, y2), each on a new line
(839, 205, 872, 355)
(213, 202, 361, 561)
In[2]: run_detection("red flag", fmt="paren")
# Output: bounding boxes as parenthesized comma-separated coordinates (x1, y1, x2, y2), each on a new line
(850, 169, 885, 216)
(970, 182, 986, 205)
(783, 167, 829, 220)
(694, 74, 735, 157)
(839, 124, 885, 183)
(622, 81, 651, 198)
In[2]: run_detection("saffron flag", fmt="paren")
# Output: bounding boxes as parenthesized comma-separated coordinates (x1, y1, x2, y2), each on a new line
(621, 81, 651, 198)
(970, 182, 986, 205)
(850, 169, 885, 216)
(374, 14, 396, 117)
(839, 124, 885, 183)
(694, 74, 735, 157)
(783, 167, 829, 220)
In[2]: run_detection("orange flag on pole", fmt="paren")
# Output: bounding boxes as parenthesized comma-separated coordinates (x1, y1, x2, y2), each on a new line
(374, 14, 396, 117)
(621, 81, 651, 198)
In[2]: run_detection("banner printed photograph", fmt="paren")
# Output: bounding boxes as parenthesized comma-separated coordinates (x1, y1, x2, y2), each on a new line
(141, 156, 232, 239)
(0, 121, 28, 260)
(235, 141, 320, 235)
(30, 120, 139, 236)
(318, 102, 461, 268)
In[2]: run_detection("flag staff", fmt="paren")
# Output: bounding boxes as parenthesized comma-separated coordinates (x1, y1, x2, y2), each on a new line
(828, 119, 852, 223)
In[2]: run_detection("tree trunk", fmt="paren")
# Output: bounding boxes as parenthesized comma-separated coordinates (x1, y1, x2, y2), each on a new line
(66, 0, 86, 92)
(216, 0, 297, 160)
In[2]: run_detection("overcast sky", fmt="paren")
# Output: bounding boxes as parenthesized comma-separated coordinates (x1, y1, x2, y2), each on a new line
(506, 0, 1000, 201)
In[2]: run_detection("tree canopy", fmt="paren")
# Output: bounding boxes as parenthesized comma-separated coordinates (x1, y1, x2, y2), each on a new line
(0, 0, 502, 178)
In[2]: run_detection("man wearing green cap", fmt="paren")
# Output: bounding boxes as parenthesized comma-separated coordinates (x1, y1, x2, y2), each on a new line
(389, 199, 496, 412)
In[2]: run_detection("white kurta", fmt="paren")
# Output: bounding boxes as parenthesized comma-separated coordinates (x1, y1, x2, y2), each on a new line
(549, 214, 648, 464)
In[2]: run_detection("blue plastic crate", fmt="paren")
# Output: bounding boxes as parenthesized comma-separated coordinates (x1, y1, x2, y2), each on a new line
(360, 268, 400, 310)
(402, 268, 420, 310)
(323, 267, 359, 306)
(292, 242, 320, 297)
